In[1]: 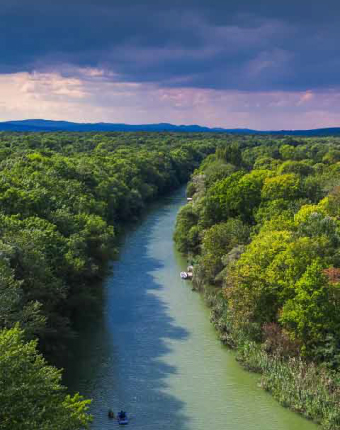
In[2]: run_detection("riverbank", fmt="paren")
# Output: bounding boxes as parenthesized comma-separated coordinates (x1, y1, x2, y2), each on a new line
(190, 279, 340, 430)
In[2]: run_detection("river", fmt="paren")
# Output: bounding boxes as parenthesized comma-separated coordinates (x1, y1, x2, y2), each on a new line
(64, 187, 319, 430)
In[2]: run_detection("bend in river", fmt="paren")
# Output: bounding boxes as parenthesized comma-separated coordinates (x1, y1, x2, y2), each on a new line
(64, 187, 319, 430)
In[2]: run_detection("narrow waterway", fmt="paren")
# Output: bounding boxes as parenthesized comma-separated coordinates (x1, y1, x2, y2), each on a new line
(64, 187, 319, 430)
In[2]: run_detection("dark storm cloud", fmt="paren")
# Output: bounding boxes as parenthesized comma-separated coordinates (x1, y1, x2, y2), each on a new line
(1, 0, 340, 91)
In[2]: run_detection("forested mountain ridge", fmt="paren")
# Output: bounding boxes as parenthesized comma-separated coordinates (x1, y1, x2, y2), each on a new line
(0, 120, 231, 132)
(2, 119, 340, 135)
(175, 136, 340, 429)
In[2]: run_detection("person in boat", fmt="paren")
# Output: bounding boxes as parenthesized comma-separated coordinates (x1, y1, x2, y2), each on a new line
(108, 409, 115, 419)
(118, 410, 126, 419)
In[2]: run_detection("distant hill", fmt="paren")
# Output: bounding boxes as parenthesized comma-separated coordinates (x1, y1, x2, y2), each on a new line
(1, 119, 340, 136)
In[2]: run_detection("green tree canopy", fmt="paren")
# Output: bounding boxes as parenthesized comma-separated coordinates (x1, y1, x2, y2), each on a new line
(0, 326, 92, 430)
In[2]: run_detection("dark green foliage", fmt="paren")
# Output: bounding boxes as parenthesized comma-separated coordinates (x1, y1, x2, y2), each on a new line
(0, 326, 92, 430)
(0, 132, 216, 356)
(200, 219, 250, 285)
(174, 204, 200, 254)
(216, 143, 243, 166)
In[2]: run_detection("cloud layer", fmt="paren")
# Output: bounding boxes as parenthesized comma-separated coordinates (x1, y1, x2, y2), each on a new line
(1, 1, 340, 127)
(2, 70, 340, 130)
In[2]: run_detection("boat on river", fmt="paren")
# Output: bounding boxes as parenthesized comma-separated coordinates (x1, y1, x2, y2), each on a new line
(117, 411, 129, 425)
(180, 271, 188, 279)
(180, 267, 193, 280)
(108, 409, 129, 425)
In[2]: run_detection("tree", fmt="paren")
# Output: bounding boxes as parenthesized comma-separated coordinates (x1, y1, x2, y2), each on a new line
(279, 144, 298, 160)
(203, 160, 236, 189)
(216, 143, 243, 166)
(173, 204, 200, 254)
(207, 170, 270, 224)
(322, 149, 340, 164)
(226, 229, 293, 340)
(261, 174, 301, 201)
(0, 326, 92, 430)
(0, 253, 45, 338)
(200, 219, 249, 284)
(278, 160, 313, 176)
(279, 261, 340, 355)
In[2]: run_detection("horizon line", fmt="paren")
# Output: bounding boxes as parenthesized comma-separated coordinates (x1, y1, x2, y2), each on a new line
(1, 118, 340, 132)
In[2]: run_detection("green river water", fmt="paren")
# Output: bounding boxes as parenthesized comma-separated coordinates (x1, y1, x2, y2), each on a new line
(64, 187, 319, 430)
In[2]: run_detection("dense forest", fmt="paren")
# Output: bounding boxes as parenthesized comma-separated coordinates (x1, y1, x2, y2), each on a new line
(3, 131, 340, 429)
(174, 135, 340, 429)
(0, 131, 218, 429)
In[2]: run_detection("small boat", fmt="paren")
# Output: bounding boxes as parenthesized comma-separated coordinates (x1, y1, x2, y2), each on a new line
(180, 271, 193, 280)
(180, 271, 188, 279)
(117, 411, 129, 425)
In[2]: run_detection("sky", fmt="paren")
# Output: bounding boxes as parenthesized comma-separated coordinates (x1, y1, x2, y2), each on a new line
(1, 0, 340, 129)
